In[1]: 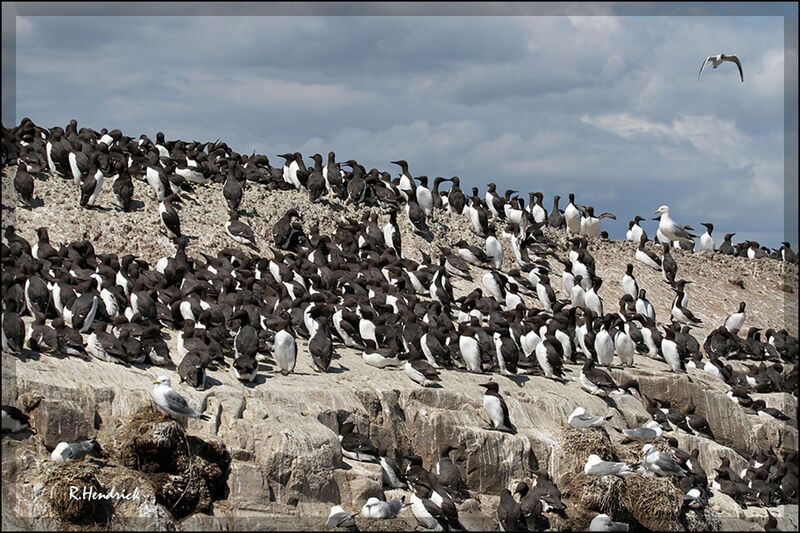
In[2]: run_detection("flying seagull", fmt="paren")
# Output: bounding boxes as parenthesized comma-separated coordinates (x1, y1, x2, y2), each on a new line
(698, 53, 743, 82)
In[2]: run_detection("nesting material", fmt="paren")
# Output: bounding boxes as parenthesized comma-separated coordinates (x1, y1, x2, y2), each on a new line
(101, 409, 230, 519)
(41, 461, 112, 525)
(560, 426, 618, 475)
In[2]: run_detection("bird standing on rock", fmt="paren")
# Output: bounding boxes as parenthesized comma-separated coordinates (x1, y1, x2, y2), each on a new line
(480, 381, 515, 433)
(159, 193, 183, 240)
(152, 375, 209, 421)
(725, 302, 746, 335)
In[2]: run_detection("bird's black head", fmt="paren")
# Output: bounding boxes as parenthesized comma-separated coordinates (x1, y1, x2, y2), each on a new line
(479, 382, 499, 393)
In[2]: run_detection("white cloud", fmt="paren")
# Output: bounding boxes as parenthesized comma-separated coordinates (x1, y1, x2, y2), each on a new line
(580, 112, 674, 140)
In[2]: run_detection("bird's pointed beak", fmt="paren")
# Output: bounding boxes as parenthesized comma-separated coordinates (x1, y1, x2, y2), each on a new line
(153, 380, 160, 384)
(653, 209, 660, 214)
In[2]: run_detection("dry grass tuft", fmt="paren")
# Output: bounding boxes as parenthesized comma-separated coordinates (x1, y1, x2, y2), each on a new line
(620, 475, 682, 530)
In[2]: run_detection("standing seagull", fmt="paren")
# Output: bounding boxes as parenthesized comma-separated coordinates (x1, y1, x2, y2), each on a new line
(642, 444, 688, 477)
(152, 375, 209, 421)
(698, 53, 744, 82)
(654, 206, 695, 243)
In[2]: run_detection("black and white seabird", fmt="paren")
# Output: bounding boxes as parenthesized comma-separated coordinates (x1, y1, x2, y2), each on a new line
(178, 350, 208, 389)
(409, 483, 450, 532)
(579, 357, 620, 396)
(86, 322, 127, 364)
(222, 170, 244, 212)
(724, 301, 746, 335)
(683, 402, 714, 438)
(13, 164, 34, 208)
(2, 405, 30, 433)
(435, 445, 470, 503)
(497, 488, 526, 532)
(2, 311, 26, 355)
(717, 233, 735, 255)
(486, 227, 504, 269)
(635, 289, 655, 322)
(535, 335, 565, 379)
(416, 176, 434, 217)
(564, 193, 582, 234)
(159, 193, 183, 240)
(671, 286, 702, 325)
(661, 242, 678, 285)
(594, 315, 615, 368)
(309, 317, 333, 372)
(626, 216, 647, 243)
(513, 481, 546, 531)
(479, 381, 515, 433)
(660, 325, 686, 373)
(272, 208, 302, 250)
(621, 264, 638, 299)
(338, 421, 379, 462)
(531, 471, 566, 513)
(699, 223, 715, 252)
(405, 349, 441, 387)
(272, 322, 297, 375)
(225, 210, 258, 248)
(548, 195, 565, 229)
(27, 313, 60, 354)
(362, 338, 402, 368)
(635, 235, 662, 271)
(580, 206, 616, 239)
(306, 153, 326, 203)
(79, 153, 105, 208)
(379, 455, 408, 490)
(391, 159, 415, 201)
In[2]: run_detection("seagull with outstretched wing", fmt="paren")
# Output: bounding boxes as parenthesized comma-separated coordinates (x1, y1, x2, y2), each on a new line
(698, 53, 743, 82)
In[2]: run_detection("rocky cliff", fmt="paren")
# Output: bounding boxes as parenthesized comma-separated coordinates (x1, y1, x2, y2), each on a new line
(2, 163, 798, 531)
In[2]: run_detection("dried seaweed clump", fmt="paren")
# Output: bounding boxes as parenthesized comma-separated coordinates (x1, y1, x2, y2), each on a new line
(112, 410, 185, 473)
(105, 409, 230, 519)
(41, 461, 113, 525)
(559, 467, 687, 531)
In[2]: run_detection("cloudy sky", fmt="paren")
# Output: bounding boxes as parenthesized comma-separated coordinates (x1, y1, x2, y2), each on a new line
(3, 3, 797, 249)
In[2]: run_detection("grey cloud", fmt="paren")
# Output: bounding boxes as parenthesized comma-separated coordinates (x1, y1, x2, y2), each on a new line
(6, 8, 794, 248)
